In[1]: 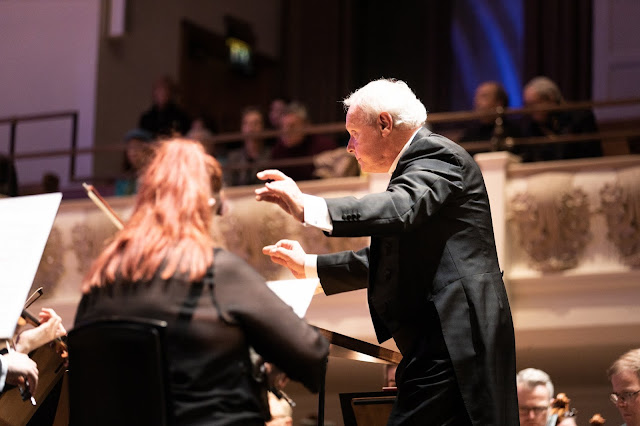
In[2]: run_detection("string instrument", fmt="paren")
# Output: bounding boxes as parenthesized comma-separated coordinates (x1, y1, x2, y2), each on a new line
(0, 297, 69, 425)
(549, 393, 577, 425)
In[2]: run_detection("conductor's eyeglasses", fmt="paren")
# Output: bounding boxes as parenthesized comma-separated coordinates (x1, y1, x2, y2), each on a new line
(610, 389, 640, 405)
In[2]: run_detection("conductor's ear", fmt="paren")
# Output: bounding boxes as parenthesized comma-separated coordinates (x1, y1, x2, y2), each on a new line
(378, 112, 393, 137)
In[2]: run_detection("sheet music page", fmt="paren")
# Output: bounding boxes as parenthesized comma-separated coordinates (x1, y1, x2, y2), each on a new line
(0, 193, 62, 339)
(266, 278, 320, 318)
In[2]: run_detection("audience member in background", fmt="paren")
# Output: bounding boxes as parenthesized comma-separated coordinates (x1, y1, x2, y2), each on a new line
(115, 128, 154, 196)
(186, 116, 217, 157)
(516, 368, 577, 426)
(41, 172, 60, 193)
(608, 348, 640, 426)
(517, 76, 602, 162)
(75, 139, 329, 425)
(225, 106, 272, 186)
(139, 75, 191, 138)
(0, 154, 18, 197)
(268, 98, 288, 131)
(270, 102, 337, 181)
(458, 81, 521, 154)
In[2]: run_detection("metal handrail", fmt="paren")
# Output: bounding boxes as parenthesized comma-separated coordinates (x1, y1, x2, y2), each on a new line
(0, 110, 78, 179)
(1, 97, 639, 188)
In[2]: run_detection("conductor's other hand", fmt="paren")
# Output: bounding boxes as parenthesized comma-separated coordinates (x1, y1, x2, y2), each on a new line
(3, 351, 39, 392)
(255, 170, 304, 223)
(262, 240, 307, 279)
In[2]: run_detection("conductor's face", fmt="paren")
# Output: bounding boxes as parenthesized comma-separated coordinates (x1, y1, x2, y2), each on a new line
(345, 107, 389, 173)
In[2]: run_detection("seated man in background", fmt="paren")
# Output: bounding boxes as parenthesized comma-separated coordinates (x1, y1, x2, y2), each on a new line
(517, 76, 602, 162)
(225, 106, 272, 187)
(517, 368, 577, 426)
(138, 75, 191, 138)
(270, 102, 337, 182)
(608, 348, 640, 426)
(458, 81, 521, 153)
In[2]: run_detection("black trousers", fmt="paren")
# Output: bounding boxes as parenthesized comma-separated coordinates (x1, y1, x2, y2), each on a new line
(388, 306, 471, 426)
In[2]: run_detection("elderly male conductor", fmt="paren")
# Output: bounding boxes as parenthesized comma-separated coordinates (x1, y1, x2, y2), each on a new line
(256, 79, 518, 425)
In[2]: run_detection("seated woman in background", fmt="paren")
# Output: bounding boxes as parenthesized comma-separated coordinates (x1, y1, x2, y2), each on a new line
(74, 139, 329, 425)
(114, 128, 154, 196)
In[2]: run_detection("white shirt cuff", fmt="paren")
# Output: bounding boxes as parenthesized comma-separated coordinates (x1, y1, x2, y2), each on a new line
(303, 194, 333, 233)
(0, 355, 7, 391)
(304, 254, 319, 280)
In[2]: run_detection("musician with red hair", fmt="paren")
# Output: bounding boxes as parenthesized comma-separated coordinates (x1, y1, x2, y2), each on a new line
(74, 139, 329, 425)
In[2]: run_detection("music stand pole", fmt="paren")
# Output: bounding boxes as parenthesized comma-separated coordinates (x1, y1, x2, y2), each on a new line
(317, 358, 327, 426)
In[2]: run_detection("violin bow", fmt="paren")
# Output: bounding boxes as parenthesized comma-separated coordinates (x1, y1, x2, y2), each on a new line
(82, 183, 124, 230)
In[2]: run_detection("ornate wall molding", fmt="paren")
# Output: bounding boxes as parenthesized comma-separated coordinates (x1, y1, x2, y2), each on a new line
(600, 166, 640, 267)
(509, 172, 592, 271)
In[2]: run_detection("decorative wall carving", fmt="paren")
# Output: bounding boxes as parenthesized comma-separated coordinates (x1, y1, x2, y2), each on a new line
(509, 172, 592, 271)
(71, 212, 121, 276)
(600, 166, 640, 267)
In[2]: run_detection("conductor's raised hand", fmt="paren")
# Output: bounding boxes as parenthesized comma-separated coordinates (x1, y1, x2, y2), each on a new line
(255, 170, 304, 223)
(262, 240, 307, 279)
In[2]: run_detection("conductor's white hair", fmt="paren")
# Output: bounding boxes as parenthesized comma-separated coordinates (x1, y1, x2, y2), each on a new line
(343, 79, 427, 130)
(516, 368, 554, 399)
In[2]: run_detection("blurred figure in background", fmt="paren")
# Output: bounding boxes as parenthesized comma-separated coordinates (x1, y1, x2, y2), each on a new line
(270, 102, 337, 181)
(517, 76, 602, 162)
(114, 128, 154, 196)
(0, 154, 18, 197)
(458, 81, 521, 154)
(41, 172, 60, 194)
(225, 106, 272, 186)
(139, 75, 191, 138)
(268, 98, 288, 131)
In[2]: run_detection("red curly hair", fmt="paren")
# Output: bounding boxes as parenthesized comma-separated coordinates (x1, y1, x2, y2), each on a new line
(83, 138, 223, 291)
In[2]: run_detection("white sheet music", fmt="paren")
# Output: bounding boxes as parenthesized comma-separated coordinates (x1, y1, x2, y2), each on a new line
(266, 278, 320, 318)
(0, 193, 62, 339)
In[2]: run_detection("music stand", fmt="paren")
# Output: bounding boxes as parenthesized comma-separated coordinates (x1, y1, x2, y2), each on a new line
(315, 327, 401, 426)
(339, 391, 396, 426)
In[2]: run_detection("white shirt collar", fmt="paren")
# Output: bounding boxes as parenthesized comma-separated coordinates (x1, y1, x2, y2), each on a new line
(387, 127, 423, 175)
